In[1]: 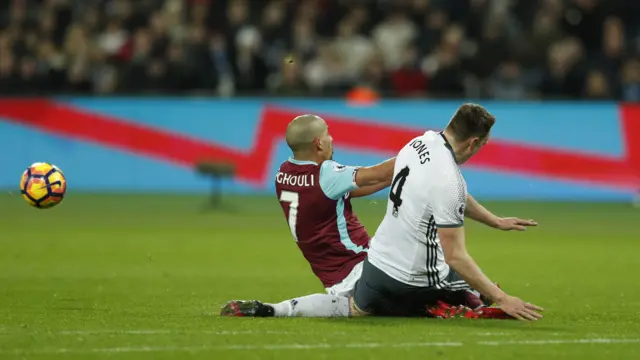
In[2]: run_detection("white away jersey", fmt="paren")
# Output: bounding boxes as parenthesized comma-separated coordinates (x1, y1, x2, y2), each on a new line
(367, 130, 467, 287)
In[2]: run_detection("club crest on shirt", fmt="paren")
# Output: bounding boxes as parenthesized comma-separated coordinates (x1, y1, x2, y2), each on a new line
(333, 164, 347, 172)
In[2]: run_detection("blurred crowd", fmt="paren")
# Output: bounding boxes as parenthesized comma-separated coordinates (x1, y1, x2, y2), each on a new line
(0, 0, 639, 100)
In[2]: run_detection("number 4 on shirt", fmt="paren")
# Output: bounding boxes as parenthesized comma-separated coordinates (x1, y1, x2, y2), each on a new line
(389, 166, 410, 217)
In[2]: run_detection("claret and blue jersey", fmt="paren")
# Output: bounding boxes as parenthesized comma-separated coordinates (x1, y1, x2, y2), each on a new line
(275, 158, 369, 288)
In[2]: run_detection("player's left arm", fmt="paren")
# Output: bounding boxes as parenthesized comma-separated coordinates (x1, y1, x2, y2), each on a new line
(465, 193, 538, 231)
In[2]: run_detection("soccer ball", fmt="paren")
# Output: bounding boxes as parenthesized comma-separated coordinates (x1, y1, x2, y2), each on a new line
(20, 162, 67, 209)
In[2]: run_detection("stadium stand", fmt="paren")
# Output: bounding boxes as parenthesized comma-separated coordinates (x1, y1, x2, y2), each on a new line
(0, 0, 638, 100)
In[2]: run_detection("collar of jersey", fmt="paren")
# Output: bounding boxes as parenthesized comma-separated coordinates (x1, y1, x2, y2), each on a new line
(287, 158, 318, 166)
(439, 132, 457, 161)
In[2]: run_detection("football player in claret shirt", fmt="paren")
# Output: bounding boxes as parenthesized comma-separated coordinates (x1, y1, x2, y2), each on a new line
(221, 114, 395, 317)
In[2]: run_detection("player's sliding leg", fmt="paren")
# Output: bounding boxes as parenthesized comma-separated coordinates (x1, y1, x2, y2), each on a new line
(220, 294, 350, 317)
(268, 294, 350, 317)
(221, 262, 360, 318)
(220, 300, 275, 317)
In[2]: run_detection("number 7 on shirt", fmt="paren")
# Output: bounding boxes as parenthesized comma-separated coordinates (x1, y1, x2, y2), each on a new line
(279, 190, 299, 242)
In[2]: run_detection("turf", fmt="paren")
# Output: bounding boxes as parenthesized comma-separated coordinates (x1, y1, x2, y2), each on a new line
(0, 194, 639, 359)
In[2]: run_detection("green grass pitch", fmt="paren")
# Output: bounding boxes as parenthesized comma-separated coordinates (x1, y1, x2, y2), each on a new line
(0, 194, 639, 359)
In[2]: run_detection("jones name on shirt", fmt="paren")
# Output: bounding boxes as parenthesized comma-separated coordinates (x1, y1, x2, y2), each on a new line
(409, 138, 431, 164)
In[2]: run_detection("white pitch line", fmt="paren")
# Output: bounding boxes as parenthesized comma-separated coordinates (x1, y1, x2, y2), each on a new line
(1, 329, 342, 336)
(0, 338, 638, 354)
(57, 330, 309, 336)
(479, 339, 640, 346)
(0, 342, 464, 355)
(222, 342, 464, 351)
(474, 332, 509, 337)
(474, 332, 565, 337)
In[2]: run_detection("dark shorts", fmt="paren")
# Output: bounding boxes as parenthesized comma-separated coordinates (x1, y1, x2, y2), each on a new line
(353, 258, 471, 317)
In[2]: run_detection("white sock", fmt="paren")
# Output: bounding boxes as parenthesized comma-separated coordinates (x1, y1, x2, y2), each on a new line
(267, 294, 350, 317)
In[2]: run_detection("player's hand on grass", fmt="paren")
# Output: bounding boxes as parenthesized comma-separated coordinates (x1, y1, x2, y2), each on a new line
(495, 217, 538, 231)
(495, 295, 543, 321)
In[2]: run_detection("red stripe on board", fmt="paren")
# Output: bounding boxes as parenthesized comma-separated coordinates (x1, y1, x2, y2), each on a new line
(620, 104, 640, 180)
(0, 99, 638, 189)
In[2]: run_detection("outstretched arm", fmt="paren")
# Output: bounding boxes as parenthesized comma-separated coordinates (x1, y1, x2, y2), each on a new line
(350, 180, 392, 198)
(319, 158, 395, 200)
(349, 158, 395, 198)
(353, 158, 395, 188)
(466, 194, 537, 231)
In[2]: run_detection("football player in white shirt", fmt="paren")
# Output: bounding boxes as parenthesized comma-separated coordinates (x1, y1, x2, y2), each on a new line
(350, 103, 543, 321)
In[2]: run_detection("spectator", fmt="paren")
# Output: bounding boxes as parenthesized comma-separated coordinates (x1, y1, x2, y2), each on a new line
(0, 52, 18, 94)
(372, 11, 417, 70)
(620, 58, 640, 102)
(421, 25, 466, 96)
(488, 59, 530, 100)
(97, 19, 128, 57)
(209, 32, 231, 95)
(517, 6, 564, 69)
(416, 8, 449, 58)
(289, 18, 318, 64)
(597, 17, 626, 85)
(260, 0, 288, 72)
(184, 25, 217, 89)
(583, 69, 612, 99)
(304, 40, 350, 93)
(66, 61, 92, 93)
(391, 44, 427, 97)
(355, 52, 390, 94)
(469, 20, 509, 79)
(333, 19, 373, 79)
(538, 38, 587, 98)
(231, 26, 267, 92)
(269, 57, 309, 96)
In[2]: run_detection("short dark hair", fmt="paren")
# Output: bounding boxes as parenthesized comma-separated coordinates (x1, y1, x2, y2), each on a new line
(447, 103, 495, 141)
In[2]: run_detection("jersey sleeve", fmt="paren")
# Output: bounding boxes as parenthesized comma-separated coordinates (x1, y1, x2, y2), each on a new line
(432, 172, 466, 228)
(319, 160, 360, 200)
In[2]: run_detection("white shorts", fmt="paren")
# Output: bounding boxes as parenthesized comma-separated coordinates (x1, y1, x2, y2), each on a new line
(324, 261, 363, 297)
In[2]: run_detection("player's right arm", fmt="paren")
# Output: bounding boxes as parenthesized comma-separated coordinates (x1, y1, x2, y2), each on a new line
(433, 176, 543, 321)
(438, 227, 543, 321)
